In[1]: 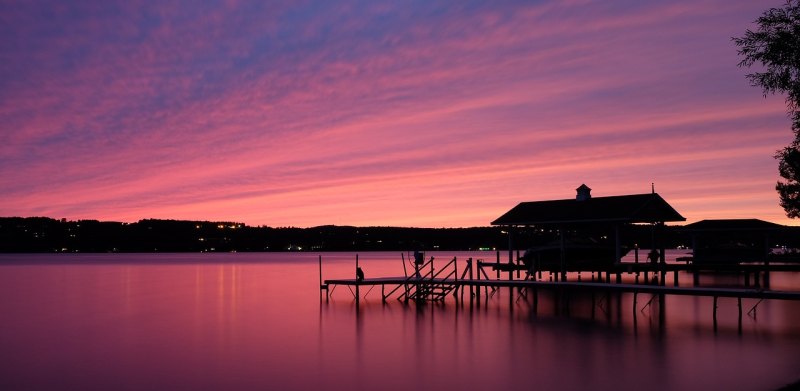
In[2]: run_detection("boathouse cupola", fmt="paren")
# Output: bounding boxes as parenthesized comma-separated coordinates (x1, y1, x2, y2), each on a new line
(576, 184, 592, 201)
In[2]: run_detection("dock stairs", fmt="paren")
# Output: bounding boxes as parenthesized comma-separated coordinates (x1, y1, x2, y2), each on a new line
(388, 255, 460, 302)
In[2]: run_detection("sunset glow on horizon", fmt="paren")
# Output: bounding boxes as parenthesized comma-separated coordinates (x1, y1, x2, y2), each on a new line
(1, 0, 797, 227)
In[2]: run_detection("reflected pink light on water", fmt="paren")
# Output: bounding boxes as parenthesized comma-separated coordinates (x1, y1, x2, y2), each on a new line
(0, 252, 798, 391)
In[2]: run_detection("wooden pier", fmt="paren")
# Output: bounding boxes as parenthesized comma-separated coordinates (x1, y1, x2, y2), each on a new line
(322, 252, 800, 300)
(320, 254, 800, 330)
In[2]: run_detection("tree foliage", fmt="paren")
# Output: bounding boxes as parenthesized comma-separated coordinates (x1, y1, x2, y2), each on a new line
(776, 115, 800, 217)
(734, 0, 800, 217)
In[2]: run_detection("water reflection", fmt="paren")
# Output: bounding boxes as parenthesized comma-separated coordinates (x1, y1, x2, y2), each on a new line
(325, 286, 800, 391)
(0, 253, 798, 391)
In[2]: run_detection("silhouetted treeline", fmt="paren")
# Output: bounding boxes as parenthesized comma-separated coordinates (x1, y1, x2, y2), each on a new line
(2, 217, 798, 253)
(0, 217, 508, 252)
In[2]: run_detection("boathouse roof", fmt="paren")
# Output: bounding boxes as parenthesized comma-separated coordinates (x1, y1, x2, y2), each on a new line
(491, 188, 685, 226)
(680, 219, 785, 232)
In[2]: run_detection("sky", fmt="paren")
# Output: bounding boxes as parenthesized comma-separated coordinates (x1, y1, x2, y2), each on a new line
(0, 0, 796, 228)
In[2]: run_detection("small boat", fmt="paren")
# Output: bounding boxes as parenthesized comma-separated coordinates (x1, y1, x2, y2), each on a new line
(522, 239, 630, 271)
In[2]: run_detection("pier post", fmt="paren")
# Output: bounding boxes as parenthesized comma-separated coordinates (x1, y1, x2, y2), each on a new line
(712, 296, 718, 330)
(658, 294, 666, 334)
(738, 297, 743, 334)
(632, 292, 638, 333)
(476, 263, 481, 302)
(402, 253, 409, 299)
(319, 255, 330, 299)
(454, 256, 459, 300)
(469, 258, 474, 298)
(319, 255, 327, 293)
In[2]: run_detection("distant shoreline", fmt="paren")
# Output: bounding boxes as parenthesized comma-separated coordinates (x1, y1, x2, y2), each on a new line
(3, 216, 800, 254)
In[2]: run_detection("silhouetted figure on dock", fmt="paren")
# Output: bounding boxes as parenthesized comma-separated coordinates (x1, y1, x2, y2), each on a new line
(413, 250, 424, 277)
(414, 250, 424, 265)
(356, 266, 364, 282)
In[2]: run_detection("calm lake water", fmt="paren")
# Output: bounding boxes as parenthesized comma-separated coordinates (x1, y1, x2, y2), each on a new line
(0, 251, 798, 391)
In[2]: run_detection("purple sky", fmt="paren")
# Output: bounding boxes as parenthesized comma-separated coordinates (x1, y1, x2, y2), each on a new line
(0, 0, 794, 227)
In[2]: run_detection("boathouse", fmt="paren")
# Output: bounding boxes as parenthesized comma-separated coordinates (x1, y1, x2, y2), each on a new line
(680, 219, 787, 264)
(491, 184, 686, 279)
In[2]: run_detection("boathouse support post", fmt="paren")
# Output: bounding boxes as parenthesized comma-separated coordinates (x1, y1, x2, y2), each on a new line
(764, 233, 771, 289)
(508, 228, 514, 281)
(496, 250, 500, 280)
(614, 224, 622, 283)
(355, 254, 360, 306)
(559, 226, 566, 282)
(657, 222, 666, 286)
(615, 224, 621, 262)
